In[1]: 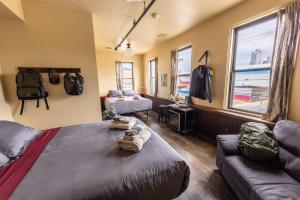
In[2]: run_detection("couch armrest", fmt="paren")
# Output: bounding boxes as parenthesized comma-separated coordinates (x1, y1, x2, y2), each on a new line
(216, 135, 240, 156)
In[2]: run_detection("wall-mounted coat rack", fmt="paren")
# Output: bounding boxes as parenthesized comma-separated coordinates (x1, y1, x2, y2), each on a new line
(198, 50, 209, 64)
(18, 67, 81, 73)
(198, 50, 213, 76)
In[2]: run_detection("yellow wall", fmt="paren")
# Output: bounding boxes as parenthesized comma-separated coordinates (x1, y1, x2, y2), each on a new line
(0, 0, 101, 129)
(96, 49, 144, 96)
(0, 0, 24, 21)
(0, 66, 12, 121)
(289, 49, 300, 122)
(143, 0, 300, 123)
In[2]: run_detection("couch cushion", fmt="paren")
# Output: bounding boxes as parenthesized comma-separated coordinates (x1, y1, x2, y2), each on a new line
(273, 120, 300, 182)
(222, 156, 298, 195)
(249, 184, 300, 200)
(216, 135, 240, 156)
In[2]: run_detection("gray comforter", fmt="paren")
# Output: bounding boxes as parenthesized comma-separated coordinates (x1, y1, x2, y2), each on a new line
(105, 96, 152, 114)
(10, 119, 190, 200)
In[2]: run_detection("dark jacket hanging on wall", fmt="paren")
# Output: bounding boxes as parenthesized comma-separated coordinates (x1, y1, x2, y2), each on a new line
(189, 65, 212, 103)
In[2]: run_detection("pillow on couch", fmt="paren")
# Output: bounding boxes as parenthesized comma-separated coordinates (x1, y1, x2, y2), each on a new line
(0, 121, 40, 158)
(273, 120, 300, 182)
(122, 89, 135, 96)
(109, 90, 123, 97)
(0, 152, 9, 168)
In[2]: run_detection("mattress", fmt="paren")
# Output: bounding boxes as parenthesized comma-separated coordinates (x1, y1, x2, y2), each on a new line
(10, 118, 190, 200)
(105, 96, 152, 114)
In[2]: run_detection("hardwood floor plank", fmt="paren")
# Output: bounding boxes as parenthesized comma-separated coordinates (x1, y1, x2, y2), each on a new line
(136, 113, 237, 200)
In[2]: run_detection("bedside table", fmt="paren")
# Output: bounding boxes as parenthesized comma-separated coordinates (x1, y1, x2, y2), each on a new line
(168, 104, 194, 133)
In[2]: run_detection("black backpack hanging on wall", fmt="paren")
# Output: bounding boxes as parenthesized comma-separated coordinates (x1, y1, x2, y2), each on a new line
(16, 69, 49, 115)
(48, 69, 60, 85)
(64, 72, 84, 95)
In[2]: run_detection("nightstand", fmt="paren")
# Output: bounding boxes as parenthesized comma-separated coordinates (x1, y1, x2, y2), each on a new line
(168, 104, 194, 133)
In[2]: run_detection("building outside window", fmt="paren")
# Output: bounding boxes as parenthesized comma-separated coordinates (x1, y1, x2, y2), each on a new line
(228, 14, 278, 114)
(176, 45, 192, 97)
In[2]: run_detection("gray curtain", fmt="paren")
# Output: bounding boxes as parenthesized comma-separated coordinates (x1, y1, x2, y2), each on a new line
(154, 57, 159, 97)
(170, 50, 178, 96)
(262, 1, 300, 122)
(115, 61, 122, 90)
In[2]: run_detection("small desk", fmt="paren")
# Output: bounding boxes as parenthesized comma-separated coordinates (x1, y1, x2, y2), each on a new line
(168, 104, 194, 133)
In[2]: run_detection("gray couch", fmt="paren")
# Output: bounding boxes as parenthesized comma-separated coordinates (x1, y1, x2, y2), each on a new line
(216, 120, 300, 200)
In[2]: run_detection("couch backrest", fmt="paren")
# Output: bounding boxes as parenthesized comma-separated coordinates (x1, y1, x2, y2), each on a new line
(273, 120, 300, 182)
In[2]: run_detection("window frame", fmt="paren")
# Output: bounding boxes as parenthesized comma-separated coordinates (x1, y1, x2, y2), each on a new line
(227, 13, 278, 115)
(120, 62, 134, 90)
(175, 45, 192, 97)
(149, 58, 156, 95)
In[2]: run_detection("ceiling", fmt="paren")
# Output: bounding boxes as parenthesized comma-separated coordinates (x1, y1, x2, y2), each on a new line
(34, 0, 245, 54)
(0, 1, 22, 20)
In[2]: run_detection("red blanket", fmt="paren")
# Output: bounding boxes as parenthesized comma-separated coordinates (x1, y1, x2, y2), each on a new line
(0, 128, 60, 200)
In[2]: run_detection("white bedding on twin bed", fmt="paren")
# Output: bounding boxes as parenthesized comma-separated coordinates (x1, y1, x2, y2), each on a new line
(104, 95, 152, 114)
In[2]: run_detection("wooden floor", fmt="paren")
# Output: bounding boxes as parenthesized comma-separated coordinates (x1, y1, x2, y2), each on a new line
(136, 112, 237, 200)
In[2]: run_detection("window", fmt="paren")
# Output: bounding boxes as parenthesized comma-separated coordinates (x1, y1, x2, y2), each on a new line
(119, 62, 134, 90)
(228, 15, 277, 114)
(176, 46, 192, 97)
(149, 59, 156, 95)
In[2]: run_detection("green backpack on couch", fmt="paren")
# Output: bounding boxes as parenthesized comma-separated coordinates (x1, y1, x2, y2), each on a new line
(238, 122, 279, 163)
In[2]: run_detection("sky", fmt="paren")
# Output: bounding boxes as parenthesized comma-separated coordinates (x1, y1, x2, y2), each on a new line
(235, 17, 277, 69)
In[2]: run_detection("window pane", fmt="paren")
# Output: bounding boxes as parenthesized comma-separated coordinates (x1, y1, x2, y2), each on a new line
(177, 47, 192, 75)
(150, 77, 155, 94)
(234, 17, 277, 70)
(122, 79, 133, 90)
(150, 60, 156, 77)
(229, 15, 277, 114)
(176, 76, 191, 97)
(120, 62, 133, 90)
(176, 46, 192, 97)
(122, 63, 133, 78)
(149, 59, 156, 94)
(231, 70, 270, 113)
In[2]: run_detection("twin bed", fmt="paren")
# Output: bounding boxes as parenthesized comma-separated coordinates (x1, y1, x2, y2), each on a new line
(1, 118, 190, 200)
(104, 95, 152, 115)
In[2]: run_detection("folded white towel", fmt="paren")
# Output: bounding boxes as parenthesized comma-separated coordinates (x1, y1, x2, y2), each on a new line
(124, 124, 146, 138)
(112, 116, 131, 124)
(109, 119, 136, 130)
(118, 129, 151, 152)
(133, 96, 140, 100)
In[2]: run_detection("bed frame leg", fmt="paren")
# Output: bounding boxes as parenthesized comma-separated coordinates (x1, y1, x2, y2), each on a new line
(147, 110, 149, 119)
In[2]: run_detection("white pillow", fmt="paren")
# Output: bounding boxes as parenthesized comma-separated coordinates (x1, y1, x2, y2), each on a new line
(0, 121, 40, 158)
(109, 90, 123, 97)
(122, 89, 135, 96)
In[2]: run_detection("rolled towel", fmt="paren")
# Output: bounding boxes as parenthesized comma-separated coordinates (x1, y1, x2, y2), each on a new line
(124, 124, 147, 140)
(112, 116, 131, 124)
(118, 129, 151, 152)
(117, 96, 125, 101)
(109, 119, 136, 130)
(133, 96, 140, 100)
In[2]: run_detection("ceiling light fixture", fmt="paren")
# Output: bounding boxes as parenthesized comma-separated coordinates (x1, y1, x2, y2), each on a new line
(151, 12, 160, 20)
(123, 43, 135, 57)
(114, 0, 156, 53)
(157, 33, 167, 38)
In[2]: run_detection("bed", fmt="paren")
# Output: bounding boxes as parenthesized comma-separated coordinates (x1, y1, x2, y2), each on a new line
(104, 95, 152, 115)
(3, 118, 190, 200)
